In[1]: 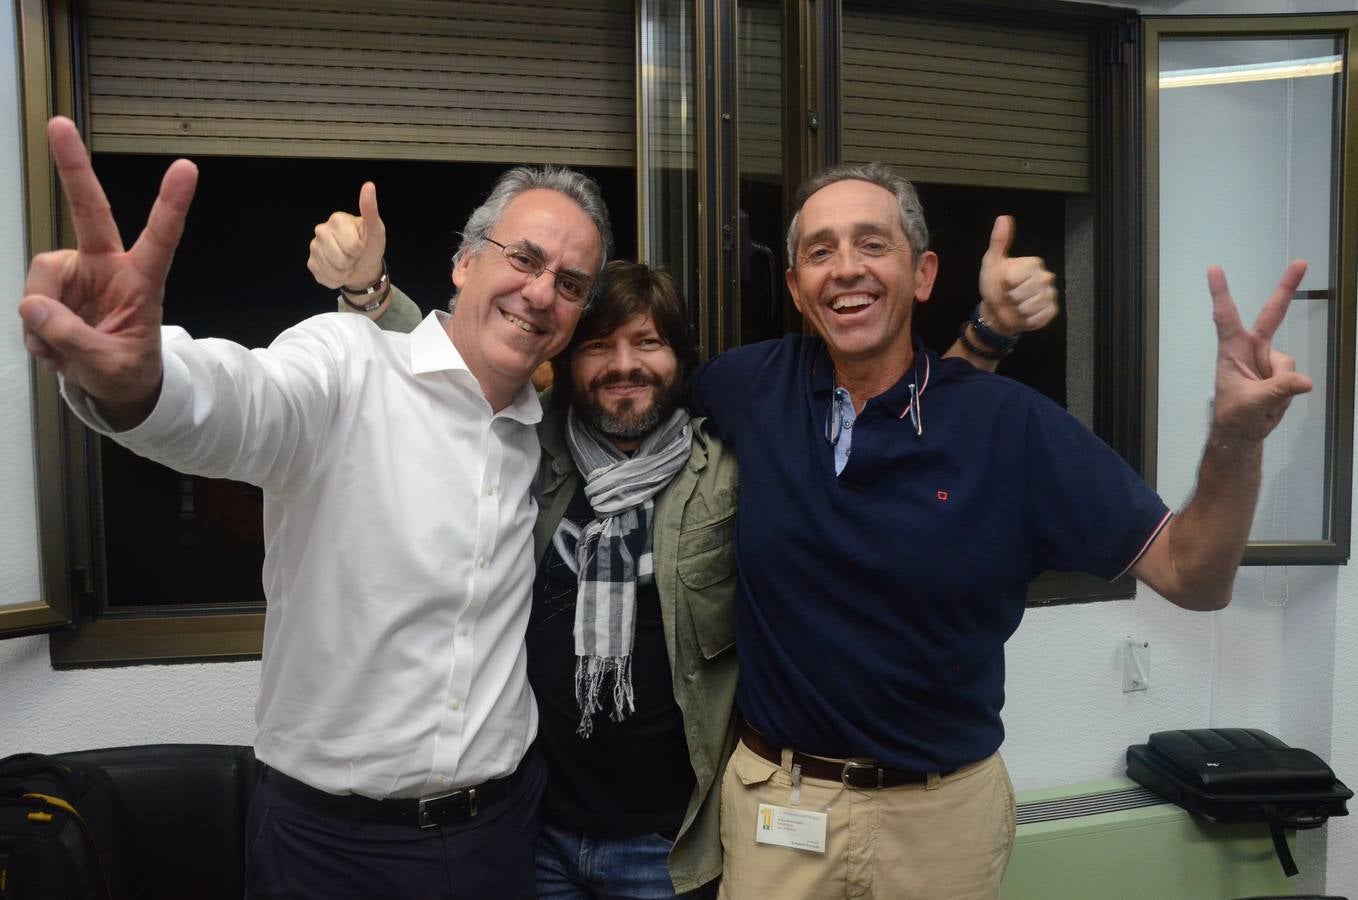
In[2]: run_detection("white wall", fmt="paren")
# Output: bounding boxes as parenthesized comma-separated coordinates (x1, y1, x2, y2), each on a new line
(1, 0, 1356, 895)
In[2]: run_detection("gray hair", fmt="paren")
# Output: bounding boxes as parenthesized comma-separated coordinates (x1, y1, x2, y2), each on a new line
(785, 162, 929, 267)
(448, 165, 614, 308)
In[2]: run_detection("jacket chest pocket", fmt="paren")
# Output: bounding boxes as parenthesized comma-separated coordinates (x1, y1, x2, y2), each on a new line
(677, 514, 737, 659)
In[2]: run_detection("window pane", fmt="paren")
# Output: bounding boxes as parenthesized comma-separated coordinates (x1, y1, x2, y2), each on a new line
(639, 0, 699, 312)
(0, 0, 40, 614)
(0, 206, 39, 612)
(1156, 36, 1341, 543)
(737, 0, 786, 346)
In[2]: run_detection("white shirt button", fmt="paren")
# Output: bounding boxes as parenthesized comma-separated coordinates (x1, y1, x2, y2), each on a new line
(450, 698, 461, 710)
(459, 625, 470, 637)
(477, 556, 488, 569)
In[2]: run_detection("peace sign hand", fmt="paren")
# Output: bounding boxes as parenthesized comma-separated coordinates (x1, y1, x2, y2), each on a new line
(17, 116, 198, 428)
(1209, 260, 1313, 444)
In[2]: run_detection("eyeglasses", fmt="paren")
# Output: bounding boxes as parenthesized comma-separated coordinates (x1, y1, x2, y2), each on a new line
(826, 386, 851, 447)
(479, 236, 593, 307)
(826, 381, 923, 444)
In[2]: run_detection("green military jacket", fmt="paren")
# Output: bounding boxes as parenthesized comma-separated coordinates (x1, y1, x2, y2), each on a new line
(368, 290, 740, 891)
(534, 397, 740, 893)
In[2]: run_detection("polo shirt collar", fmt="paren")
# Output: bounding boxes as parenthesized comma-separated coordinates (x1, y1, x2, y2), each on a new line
(408, 310, 543, 425)
(809, 335, 934, 421)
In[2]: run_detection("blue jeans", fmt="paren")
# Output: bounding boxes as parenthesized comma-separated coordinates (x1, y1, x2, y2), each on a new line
(536, 820, 719, 899)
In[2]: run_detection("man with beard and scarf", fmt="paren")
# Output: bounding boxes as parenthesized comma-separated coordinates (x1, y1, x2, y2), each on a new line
(309, 186, 1056, 898)
(526, 261, 736, 899)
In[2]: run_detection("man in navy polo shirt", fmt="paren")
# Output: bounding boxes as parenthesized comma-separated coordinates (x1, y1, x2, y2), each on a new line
(694, 162, 1312, 899)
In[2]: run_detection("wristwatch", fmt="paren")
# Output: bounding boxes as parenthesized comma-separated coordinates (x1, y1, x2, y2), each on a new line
(961, 303, 1019, 359)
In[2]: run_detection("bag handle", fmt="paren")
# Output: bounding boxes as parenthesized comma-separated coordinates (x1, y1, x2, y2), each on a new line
(1259, 803, 1299, 877)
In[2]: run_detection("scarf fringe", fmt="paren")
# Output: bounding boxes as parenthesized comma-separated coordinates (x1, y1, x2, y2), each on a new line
(574, 654, 635, 739)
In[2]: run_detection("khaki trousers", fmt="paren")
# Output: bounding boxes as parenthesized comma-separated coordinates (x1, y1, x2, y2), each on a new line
(717, 739, 1015, 900)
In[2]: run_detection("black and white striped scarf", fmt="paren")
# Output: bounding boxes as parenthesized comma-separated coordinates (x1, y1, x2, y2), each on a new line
(565, 406, 692, 737)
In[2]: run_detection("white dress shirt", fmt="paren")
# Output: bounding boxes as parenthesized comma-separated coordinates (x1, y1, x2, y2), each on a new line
(63, 311, 541, 799)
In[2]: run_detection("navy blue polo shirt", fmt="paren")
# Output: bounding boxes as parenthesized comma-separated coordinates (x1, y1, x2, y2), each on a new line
(690, 335, 1170, 772)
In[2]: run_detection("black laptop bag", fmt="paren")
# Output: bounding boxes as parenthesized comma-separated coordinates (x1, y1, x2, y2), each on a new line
(1126, 728, 1352, 877)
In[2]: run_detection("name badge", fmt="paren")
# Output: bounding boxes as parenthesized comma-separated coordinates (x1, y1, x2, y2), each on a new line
(753, 802, 828, 853)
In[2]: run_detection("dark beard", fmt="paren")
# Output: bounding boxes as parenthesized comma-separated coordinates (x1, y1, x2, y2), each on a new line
(577, 369, 682, 440)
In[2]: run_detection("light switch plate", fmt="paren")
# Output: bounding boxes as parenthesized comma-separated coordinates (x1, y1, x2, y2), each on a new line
(1123, 638, 1150, 692)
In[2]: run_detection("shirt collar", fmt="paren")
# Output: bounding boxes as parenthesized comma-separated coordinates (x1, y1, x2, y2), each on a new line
(809, 335, 934, 416)
(408, 310, 543, 425)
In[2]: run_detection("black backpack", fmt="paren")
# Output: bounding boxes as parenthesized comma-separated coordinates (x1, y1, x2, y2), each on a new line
(0, 754, 136, 900)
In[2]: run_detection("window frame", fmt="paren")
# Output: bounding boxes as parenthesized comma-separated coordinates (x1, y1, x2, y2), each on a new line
(8, 0, 646, 665)
(8, 0, 265, 665)
(21, 2, 1330, 661)
(1142, 13, 1358, 565)
(828, 0, 1146, 605)
(2, 0, 79, 642)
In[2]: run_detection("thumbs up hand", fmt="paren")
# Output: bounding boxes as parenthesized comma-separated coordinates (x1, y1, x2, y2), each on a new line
(976, 215, 1059, 337)
(307, 181, 387, 291)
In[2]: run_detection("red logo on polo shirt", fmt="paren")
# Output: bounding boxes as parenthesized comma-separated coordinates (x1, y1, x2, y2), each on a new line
(937, 490, 949, 501)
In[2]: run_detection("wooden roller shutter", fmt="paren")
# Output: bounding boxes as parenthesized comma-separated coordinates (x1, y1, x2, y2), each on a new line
(738, 3, 782, 180)
(841, 10, 1090, 192)
(84, 0, 635, 167)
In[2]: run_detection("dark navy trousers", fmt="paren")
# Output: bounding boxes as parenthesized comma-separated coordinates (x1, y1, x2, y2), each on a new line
(243, 751, 545, 900)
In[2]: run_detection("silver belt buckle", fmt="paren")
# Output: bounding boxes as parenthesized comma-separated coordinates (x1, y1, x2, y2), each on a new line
(417, 786, 478, 828)
(841, 758, 884, 789)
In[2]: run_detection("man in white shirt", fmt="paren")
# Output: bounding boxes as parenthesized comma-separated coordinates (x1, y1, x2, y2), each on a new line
(18, 116, 611, 899)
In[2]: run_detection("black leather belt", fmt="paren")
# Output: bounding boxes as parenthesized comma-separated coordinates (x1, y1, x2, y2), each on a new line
(740, 723, 949, 789)
(262, 761, 527, 828)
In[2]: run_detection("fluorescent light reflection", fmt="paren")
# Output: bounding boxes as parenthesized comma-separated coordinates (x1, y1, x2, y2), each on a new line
(1161, 55, 1342, 89)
